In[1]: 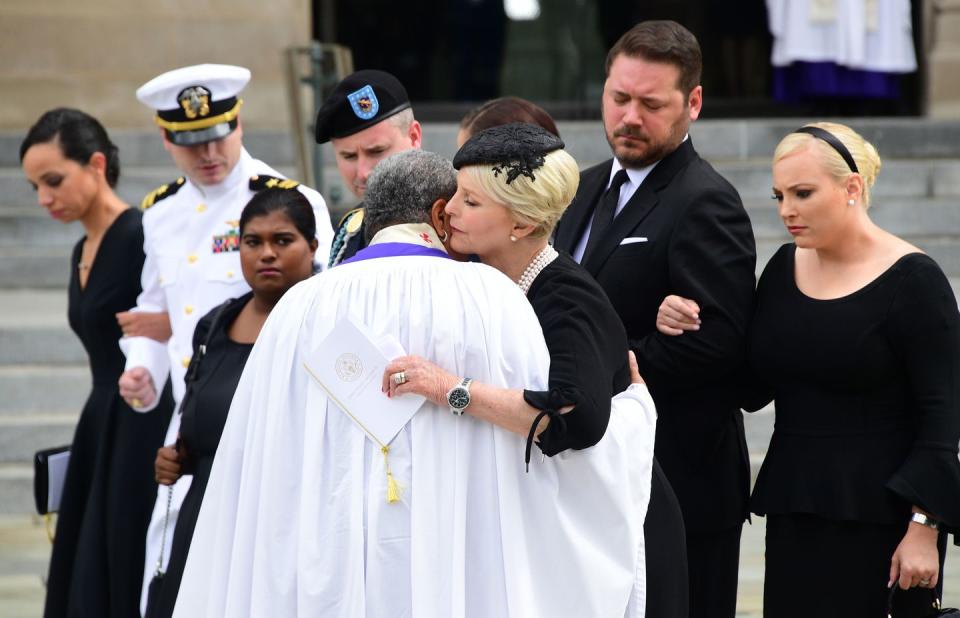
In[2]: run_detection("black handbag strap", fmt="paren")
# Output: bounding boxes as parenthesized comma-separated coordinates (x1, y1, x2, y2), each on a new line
(180, 299, 233, 405)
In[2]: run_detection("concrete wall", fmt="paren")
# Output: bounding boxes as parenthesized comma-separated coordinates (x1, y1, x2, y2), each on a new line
(3, 1, 959, 123)
(0, 0, 311, 130)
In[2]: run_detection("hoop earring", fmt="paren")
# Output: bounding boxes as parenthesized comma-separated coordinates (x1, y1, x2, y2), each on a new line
(439, 230, 449, 243)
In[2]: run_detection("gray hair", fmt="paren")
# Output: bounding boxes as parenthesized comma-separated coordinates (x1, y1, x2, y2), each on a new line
(363, 150, 457, 241)
(387, 107, 416, 132)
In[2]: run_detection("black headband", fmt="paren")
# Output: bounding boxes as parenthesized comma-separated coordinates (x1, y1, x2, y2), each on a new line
(794, 126, 859, 174)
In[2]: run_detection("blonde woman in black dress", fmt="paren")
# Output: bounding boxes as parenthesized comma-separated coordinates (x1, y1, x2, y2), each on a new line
(385, 123, 688, 618)
(21, 108, 173, 618)
(657, 122, 960, 616)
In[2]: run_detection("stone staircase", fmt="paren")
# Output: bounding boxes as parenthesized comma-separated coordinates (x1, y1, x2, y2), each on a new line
(1, 118, 959, 513)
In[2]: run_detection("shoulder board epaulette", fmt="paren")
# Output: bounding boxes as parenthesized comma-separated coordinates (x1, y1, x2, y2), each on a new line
(337, 207, 364, 233)
(249, 174, 301, 191)
(140, 177, 185, 211)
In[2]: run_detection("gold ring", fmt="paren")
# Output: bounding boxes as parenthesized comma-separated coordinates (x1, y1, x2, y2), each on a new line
(132, 397, 143, 408)
(392, 371, 407, 385)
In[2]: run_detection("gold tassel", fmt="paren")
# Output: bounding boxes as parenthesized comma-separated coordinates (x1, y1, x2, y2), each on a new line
(382, 445, 402, 503)
(386, 471, 402, 503)
(44, 513, 56, 543)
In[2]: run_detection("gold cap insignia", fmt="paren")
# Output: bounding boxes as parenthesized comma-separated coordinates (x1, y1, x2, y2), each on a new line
(178, 86, 212, 119)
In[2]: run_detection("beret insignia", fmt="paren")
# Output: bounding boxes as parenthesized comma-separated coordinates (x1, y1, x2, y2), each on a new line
(348, 85, 379, 120)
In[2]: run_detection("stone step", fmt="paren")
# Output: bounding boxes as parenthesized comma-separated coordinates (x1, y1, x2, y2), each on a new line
(0, 289, 68, 327)
(0, 326, 86, 366)
(0, 411, 775, 513)
(1, 129, 300, 169)
(0, 207, 82, 248)
(6, 229, 960, 291)
(7, 187, 958, 251)
(4, 158, 960, 216)
(0, 247, 70, 289)
(0, 414, 78, 465)
(0, 290, 86, 365)
(744, 197, 960, 239)
(714, 159, 960, 200)
(0, 365, 88, 415)
(0, 166, 355, 224)
(0, 412, 781, 515)
(6, 119, 960, 213)
(0, 465, 35, 515)
(7, 118, 960, 168)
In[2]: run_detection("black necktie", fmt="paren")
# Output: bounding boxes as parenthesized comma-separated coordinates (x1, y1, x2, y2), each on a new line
(583, 169, 629, 262)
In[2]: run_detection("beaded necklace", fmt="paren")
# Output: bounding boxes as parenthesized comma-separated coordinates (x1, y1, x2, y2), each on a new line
(517, 244, 558, 295)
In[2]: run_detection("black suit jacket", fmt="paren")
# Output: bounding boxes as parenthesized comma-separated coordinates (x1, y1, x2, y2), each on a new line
(555, 138, 757, 532)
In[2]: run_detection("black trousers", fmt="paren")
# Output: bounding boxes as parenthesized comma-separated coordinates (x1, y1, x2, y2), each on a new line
(686, 523, 743, 618)
(645, 458, 690, 618)
(764, 513, 948, 618)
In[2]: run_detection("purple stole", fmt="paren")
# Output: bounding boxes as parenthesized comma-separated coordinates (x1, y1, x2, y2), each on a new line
(340, 242, 452, 265)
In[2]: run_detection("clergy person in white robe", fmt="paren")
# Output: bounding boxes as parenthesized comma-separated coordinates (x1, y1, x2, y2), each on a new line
(173, 151, 657, 617)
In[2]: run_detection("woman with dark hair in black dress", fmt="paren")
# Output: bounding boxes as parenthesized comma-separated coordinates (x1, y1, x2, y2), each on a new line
(21, 108, 174, 617)
(149, 187, 319, 617)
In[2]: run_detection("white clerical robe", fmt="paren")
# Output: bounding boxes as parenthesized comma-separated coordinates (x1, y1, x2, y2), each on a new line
(173, 252, 656, 618)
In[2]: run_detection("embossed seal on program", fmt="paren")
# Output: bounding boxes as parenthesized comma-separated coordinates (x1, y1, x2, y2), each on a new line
(335, 353, 363, 382)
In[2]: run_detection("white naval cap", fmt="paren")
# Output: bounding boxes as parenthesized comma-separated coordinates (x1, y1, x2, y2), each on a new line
(136, 64, 251, 146)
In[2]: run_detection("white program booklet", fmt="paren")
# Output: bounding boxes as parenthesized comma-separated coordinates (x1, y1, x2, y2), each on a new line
(304, 317, 425, 446)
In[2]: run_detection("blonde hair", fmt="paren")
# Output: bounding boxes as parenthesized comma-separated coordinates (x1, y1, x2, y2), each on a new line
(464, 148, 580, 238)
(773, 122, 882, 207)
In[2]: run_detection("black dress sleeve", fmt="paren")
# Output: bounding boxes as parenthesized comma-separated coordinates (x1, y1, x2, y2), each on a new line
(883, 258, 960, 532)
(740, 244, 792, 413)
(523, 257, 629, 456)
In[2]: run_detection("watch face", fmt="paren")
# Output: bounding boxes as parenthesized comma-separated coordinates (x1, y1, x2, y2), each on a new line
(448, 388, 470, 410)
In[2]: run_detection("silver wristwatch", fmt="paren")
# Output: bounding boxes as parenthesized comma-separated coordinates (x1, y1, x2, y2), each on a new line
(910, 512, 940, 530)
(446, 378, 473, 416)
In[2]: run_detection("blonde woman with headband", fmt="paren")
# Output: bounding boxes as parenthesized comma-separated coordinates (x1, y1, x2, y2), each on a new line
(657, 122, 960, 617)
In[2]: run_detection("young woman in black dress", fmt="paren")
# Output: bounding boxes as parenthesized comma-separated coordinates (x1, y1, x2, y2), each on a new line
(383, 123, 689, 618)
(149, 187, 319, 617)
(21, 108, 174, 617)
(657, 122, 960, 617)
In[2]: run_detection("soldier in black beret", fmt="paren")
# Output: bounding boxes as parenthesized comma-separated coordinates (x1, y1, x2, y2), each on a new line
(316, 70, 422, 266)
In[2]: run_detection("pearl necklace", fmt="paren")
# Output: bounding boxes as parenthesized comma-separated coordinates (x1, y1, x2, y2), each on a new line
(517, 245, 558, 294)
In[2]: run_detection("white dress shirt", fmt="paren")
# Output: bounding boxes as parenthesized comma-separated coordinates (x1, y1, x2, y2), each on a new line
(572, 158, 658, 264)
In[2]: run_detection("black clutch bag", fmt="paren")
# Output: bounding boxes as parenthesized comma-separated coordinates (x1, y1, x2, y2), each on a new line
(33, 445, 71, 515)
(888, 585, 960, 617)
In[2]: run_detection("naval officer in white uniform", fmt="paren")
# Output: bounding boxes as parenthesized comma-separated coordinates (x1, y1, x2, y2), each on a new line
(114, 63, 333, 615)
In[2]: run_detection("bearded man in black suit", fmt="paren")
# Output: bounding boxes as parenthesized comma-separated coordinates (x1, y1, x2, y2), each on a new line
(554, 20, 757, 618)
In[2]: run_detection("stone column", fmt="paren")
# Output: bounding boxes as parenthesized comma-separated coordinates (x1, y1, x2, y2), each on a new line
(927, 0, 960, 117)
